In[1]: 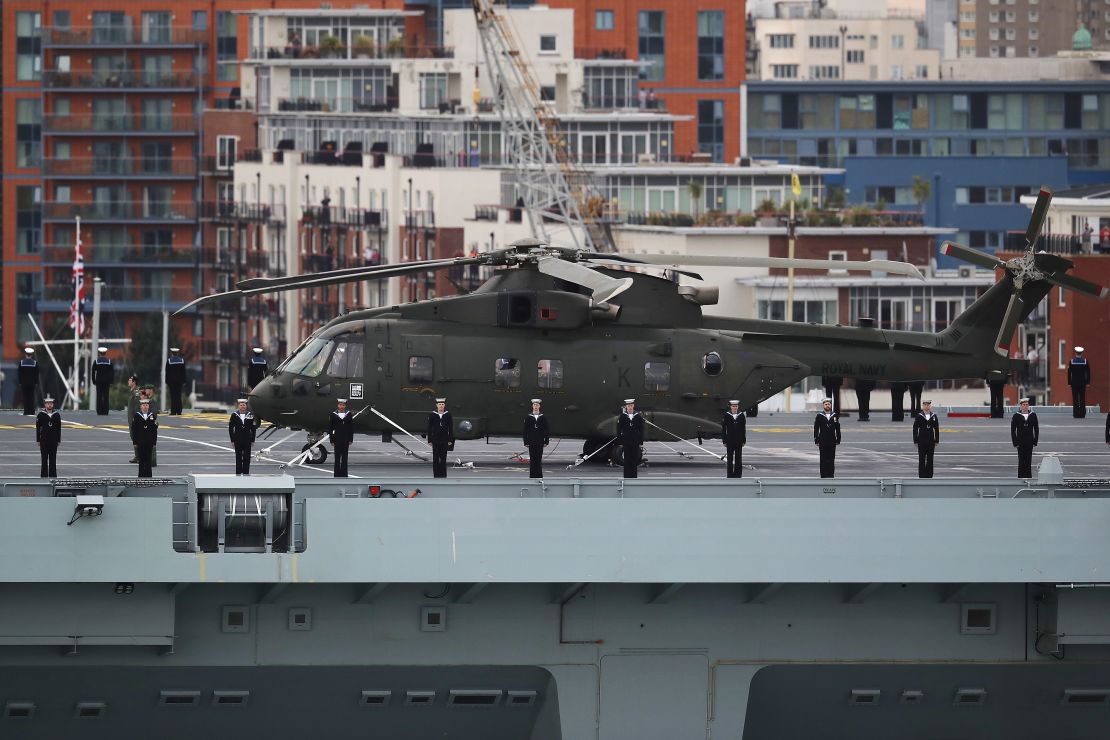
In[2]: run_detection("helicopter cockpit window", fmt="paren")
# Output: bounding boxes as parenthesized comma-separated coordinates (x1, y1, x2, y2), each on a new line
(644, 362, 671, 391)
(326, 340, 364, 379)
(494, 358, 521, 389)
(537, 359, 563, 389)
(282, 337, 333, 378)
(702, 351, 724, 377)
(408, 356, 434, 383)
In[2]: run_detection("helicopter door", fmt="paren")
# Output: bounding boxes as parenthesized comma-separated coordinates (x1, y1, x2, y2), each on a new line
(400, 335, 443, 424)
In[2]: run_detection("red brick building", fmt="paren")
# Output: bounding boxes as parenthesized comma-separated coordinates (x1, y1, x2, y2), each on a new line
(547, 0, 745, 163)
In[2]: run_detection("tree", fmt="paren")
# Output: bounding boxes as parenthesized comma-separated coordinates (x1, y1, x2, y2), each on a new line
(912, 175, 931, 220)
(687, 180, 704, 217)
(127, 313, 183, 388)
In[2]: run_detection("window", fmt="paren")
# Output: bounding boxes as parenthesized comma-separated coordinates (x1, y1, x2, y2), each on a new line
(891, 34, 905, 49)
(16, 12, 42, 81)
(142, 12, 172, 44)
(1058, 340, 1066, 369)
(193, 11, 208, 31)
(419, 73, 448, 109)
(771, 65, 798, 79)
(55, 141, 71, 160)
(808, 35, 839, 48)
(810, 65, 840, 79)
(325, 339, 364, 378)
(1057, 286, 1066, 308)
(537, 359, 564, 389)
(702, 352, 723, 376)
(16, 99, 41, 168)
(697, 100, 725, 162)
(408, 356, 434, 383)
(55, 185, 71, 203)
(217, 136, 238, 170)
(595, 10, 614, 30)
(540, 85, 556, 102)
(846, 49, 864, 63)
(52, 11, 70, 29)
(644, 362, 670, 391)
(539, 35, 557, 53)
(915, 64, 929, 79)
(697, 11, 724, 81)
(216, 11, 238, 82)
(768, 34, 795, 48)
(638, 11, 665, 81)
(494, 358, 521, 389)
(16, 186, 41, 255)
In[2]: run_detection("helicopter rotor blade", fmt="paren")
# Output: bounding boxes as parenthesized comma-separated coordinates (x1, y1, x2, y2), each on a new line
(939, 241, 1005, 271)
(237, 257, 478, 291)
(1024, 187, 1052, 251)
(536, 256, 634, 303)
(608, 254, 926, 281)
(1045, 272, 1109, 300)
(174, 288, 245, 316)
(993, 291, 1025, 357)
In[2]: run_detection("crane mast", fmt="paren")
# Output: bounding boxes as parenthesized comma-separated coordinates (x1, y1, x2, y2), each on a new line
(471, 0, 614, 252)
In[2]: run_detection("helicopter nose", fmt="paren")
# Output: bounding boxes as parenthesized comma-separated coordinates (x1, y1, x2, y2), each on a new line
(248, 379, 274, 421)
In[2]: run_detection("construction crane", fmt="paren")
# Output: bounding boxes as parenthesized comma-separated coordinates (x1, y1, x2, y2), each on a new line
(471, 0, 615, 252)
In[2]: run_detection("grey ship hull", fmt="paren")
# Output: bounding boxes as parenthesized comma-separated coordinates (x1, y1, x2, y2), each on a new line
(3, 472, 1110, 739)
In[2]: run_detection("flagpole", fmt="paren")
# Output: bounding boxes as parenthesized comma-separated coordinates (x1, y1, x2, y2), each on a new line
(72, 216, 82, 410)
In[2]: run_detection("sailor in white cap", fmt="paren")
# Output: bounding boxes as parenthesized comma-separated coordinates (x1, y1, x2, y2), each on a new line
(35, 395, 61, 478)
(912, 399, 940, 478)
(426, 397, 454, 478)
(522, 398, 550, 478)
(229, 398, 260, 475)
(1067, 346, 1090, 418)
(164, 347, 186, 415)
(247, 347, 268, 390)
(813, 397, 841, 478)
(91, 346, 114, 415)
(616, 398, 645, 478)
(1011, 397, 1039, 478)
(329, 398, 354, 478)
(133, 397, 158, 478)
(18, 346, 39, 416)
(722, 399, 747, 478)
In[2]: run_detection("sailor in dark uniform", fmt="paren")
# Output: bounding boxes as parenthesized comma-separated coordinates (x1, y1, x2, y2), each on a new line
(987, 372, 1007, 419)
(247, 347, 268, 390)
(890, 382, 907, 422)
(133, 398, 158, 478)
(722, 399, 747, 478)
(165, 347, 186, 415)
(36, 395, 61, 478)
(1010, 398, 1039, 479)
(854, 379, 875, 422)
(522, 398, 550, 478)
(907, 381, 925, 415)
(912, 399, 940, 478)
(426, 398, 454, 478)
(813, 398, 841, 478)
(616, 398, 645, 479)
(228, 398, 259, 475)
(1067, 346, 1090, 418)
(125, 375, 140, 463)
(328, 398, 354, 478)
(91, 346, 114, 415)
(18, 347, 39, 415)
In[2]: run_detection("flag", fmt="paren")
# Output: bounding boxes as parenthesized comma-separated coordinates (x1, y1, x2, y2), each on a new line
(69, 229, 85, 335)
(791, 173, 802, 198)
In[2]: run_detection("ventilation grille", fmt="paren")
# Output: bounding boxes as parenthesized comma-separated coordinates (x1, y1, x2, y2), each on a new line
(74, 702, 106, 719)
(212, 691, 250, 707)
(849, 689, 880, 706)
(954, 688, 986, 706)
(4, 702, 35, 719)
(1063, 689, 1110, 706)
(159, 691, 201, 706)
(360, 690, 391, 707)
(448, 690, 503, 707)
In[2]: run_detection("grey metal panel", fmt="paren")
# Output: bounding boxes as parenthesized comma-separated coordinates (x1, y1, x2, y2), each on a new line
(1056, 588, 1110, 645)
(599, 654, 708, 740)
(4, 496, 1110, 584)
(0, 584, 173, 646)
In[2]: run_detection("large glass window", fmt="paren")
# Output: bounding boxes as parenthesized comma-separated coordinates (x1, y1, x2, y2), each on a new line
(419, 73, 448, 110)
(16, 99, 41, 168)
(217, 11, 238, 82)
(408, 356, 434, 383)
(494, 358, 521, 389)
(697, 11, 724, 81)
(142, 12, 172, 43)
(16, 187, 41, 256)
(697, 100, 725, 162)
(537, 359, 564, 389)
(595, 10, 615, 30)
(16, 12, 42, 81)
(638, 11, 665, 81)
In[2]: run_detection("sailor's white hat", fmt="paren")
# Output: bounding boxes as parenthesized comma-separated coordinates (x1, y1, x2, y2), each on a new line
(253, 347, 264, 354)
(97, 346, 108, 353)
(623, 398, 636, 404)
(435, 397, 446, 403)
(1075, 346, 1085, 353)
(237, 398, 248, 404)
(24, 347, 34, 355)
(530, 398, 542, 404)
(337, 398, 348, 403)
(1020, 397, 1031, 403)
(729, 399, 740, 405)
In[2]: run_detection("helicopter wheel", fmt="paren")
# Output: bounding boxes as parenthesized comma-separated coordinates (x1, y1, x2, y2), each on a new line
(581, 437, 610, 465)
(301, 442, 329, 465)
(610, 445, 624, 466)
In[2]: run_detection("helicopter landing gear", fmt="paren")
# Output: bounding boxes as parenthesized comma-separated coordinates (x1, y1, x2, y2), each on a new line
(302, 434, 329, 465)
(581, 437, 611, 465)
(609, 445, 646, 468)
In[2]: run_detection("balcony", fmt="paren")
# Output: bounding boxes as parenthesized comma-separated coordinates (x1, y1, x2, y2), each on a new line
(197, 340, 245, 362)
(44, 202, 197, 223)
(301, 303, 338, 322)
(43, 26, 208, 47)
(38, 283, 196, 311)
(575, 47, 628, 60)
(301, 206, 387, 230)
(1004, 231, 1110, 256)
(275, 97, 398, 114)
(42, 244, 195, 266)
(44, 114, 199, 135)
(250, 44, 453, 61)
(43, 158, 197, 179)
(200, 202, 287, 224)
(44, 70, 202, 90)
(403, 211, 436, 230)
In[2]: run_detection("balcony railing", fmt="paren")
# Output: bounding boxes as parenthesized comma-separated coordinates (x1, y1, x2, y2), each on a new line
(200, 202, 286, 223)
(43, 158, 197, 178)
(44, 70, 201, 90)
(197, 340, 246, 362)
(43, 26, 208, 46)
(302, 206, 387, 229)
(42, 283, 196, 303)
(1004, 231, 1110, 255)
(44, 114, 199, 134)
(42, 245, 195, 265)
(276, 97, 398, 114)
(250, 44, 453, 61)
(575, 47, 628, 60)
(403, 210, 436, 230)
(44, 202, 197, 222)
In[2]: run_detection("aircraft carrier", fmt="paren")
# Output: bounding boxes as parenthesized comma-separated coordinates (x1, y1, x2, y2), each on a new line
(1, 408, 1109, 739)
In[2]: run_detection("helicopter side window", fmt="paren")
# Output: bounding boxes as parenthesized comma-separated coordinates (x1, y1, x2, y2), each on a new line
(537, 359, 563, 389)
(702, 351, 724, 377)
(644, 362, 670, 392)
(408, 356, 434, 383)
(494, 358, 521, 389)
(283, 337, 333, 378)
(326, 341, 365, 379)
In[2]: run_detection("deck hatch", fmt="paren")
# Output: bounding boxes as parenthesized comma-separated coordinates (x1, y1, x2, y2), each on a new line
(1062, 689, 1110, 705)
(212, 690, 250, 706)
(405, 691, 436, 706)
(3, 702, 35, 719)
(954, 688, 986, 705)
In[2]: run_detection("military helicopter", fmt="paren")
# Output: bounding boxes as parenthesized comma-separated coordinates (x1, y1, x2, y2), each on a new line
(181, 188, 1105, 464)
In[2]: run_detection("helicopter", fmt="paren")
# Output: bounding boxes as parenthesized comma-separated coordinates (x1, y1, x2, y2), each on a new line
(180, 188, 1106, 465)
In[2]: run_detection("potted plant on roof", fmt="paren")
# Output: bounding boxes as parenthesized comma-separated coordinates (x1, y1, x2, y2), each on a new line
(352, 34, 376, 59)
(319, 35, 345, 59)
(386, 35, 405, 57)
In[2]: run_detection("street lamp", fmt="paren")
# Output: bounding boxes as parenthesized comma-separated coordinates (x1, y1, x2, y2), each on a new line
(839, 25, 848, 80)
